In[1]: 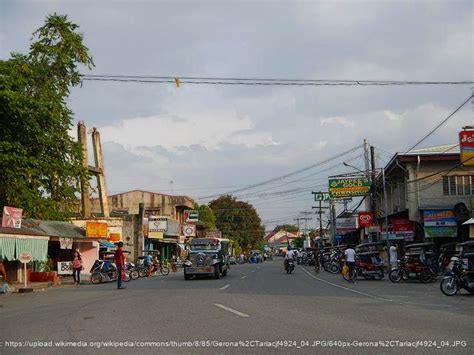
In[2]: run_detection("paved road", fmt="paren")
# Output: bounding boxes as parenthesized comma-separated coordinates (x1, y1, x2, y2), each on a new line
(0, 258, 473, 354)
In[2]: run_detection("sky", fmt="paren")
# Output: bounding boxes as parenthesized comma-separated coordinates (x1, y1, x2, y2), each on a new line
(1, 0, 473, 230)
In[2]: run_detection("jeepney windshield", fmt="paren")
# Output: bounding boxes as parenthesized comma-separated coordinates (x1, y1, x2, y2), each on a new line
(189, 243, 220, 251)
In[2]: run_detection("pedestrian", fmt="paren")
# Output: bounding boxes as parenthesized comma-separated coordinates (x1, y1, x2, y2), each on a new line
(0, 255, 8, 283)
(171, 254, 177, 272)
(114, 242, 126, 289)
(344, 245, 356, 283)
(71, 250, 83, 286)
(389, 243, 398, 271)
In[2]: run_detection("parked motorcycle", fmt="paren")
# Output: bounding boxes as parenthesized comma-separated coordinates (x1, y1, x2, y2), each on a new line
(389, 259, 435, 283)
(343, 251, 384, 281)
(440, 255, 474, 296)
(90, 259, 132, 284)
(125, 261, 139, 280)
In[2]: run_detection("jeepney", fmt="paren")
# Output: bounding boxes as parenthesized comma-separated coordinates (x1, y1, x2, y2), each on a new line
(183, 238, 230, 280)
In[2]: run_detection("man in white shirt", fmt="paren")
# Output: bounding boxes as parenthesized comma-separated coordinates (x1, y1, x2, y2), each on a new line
(344, 246, 356, 282)
(389, 244, 398, 270)
(284, 247, 296, 269)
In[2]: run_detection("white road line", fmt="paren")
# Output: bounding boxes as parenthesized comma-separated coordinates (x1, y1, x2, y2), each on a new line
(300, 267, 393, 303)
(240, 275, 247, 279)
(220, 284, 231, 290)
(213, 303, 250, 318)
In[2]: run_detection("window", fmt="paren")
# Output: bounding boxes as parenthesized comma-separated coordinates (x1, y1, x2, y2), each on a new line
(443, 175, 474, 196)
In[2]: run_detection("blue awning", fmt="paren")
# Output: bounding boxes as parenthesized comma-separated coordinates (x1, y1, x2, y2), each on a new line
(99, 240, 116, 248)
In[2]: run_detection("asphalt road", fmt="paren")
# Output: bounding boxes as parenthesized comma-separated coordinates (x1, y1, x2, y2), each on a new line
(0, 258, 473, 354)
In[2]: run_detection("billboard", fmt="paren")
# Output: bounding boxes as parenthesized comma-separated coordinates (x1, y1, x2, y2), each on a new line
(328, 177, 370, 198)
(86, 221, 108, 238)
(460, 130, 474, 166)
(357, 212, 373, 227)
(336, 217, 357, 231)
(423, 210, 457, 238)
(2, 206, 23, 228)
(148, 216, 168, 232)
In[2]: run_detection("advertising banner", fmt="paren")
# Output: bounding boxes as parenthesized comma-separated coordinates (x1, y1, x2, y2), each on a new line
(57, 261, 73, 275)
(328, 177, 370, 198)
(59, 237, 73, 250)
(2, 206, 23, 228)
(423, 210, 457, 238)
(460, 130, 474, 166)
(86, 221, 108, 238)
(148, 216, 168, 232)
(336, 217, 357, 231)
(357, 212, 373, 227)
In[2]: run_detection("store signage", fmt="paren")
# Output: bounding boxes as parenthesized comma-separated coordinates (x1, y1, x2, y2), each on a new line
(59, 237, 73, 250)
(86, 221, 108, 238)
(423, 210, 457, 238)
(357, 212, 373, 227)
(108, 233, 121, 242)
(185, 210, 199, 223)
(183, 224, 196, 237)
(313, 192, 331, 201)
(19, 251, 32, 264)
(459, 130, 474, 166)
(336, 217, 357, 230)
(148, 216, 168, 232)
(2, 206, 23, 228)
(57, 261, 73, 275)
(148, 231, 164, 239)
(328, 177, 370, 198)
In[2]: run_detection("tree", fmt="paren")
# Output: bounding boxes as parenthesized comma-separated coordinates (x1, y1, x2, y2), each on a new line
(273, 224, 299, 233)
(209, 195, 264, 251)
(0, 14, 94, 220)
(193, 203, 216, 230)
(292, 236, 305, 249)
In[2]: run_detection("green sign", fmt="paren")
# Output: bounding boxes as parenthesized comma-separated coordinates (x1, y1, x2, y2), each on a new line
(328, 177, 370, 198)
(185, 210, 199, 222)
(313, 192, 331, 201)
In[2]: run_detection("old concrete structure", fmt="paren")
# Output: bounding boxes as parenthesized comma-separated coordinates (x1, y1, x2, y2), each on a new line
(90, 190, 194, 221)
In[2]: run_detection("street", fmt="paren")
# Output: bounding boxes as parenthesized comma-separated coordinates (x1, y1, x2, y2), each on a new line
(1, 259, 473, 354)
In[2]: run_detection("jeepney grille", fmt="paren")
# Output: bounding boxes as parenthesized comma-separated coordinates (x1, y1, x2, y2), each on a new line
(190, 253, 211, 267)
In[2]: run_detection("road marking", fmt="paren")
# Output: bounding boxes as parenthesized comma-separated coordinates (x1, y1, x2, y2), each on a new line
(300, 267, 393, 303)
(240, 275, 247, 279)
(213, 303, 250, 318)
(220, 284, 231, 290)
(251, 270, 256, 273)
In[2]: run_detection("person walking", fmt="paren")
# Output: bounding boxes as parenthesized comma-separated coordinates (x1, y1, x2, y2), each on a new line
(389, 243, 398, 271)
(114, 242, 126, 289)
(344, 245, 356, 283)
(71, 250, 83, 286)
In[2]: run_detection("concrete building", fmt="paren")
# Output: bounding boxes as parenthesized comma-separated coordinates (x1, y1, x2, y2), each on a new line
(90, 190, 194, 222)
(376, 144, 473, 245)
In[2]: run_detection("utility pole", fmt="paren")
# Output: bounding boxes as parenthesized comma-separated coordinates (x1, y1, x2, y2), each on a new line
(364, 139, 371, 211)
(312, 203, 329, 241)
(370, 145, 377, 218)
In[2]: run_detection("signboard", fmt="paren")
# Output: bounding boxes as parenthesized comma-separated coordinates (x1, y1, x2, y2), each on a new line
(205, 230, 222, 239)
(148, 216, 168, 232)
(313, 192, 331, 201)
(423, 210, 457, 238)
(334, 235, 343, 242)
(459, 130, 474, 166)
(86, 221, 108, 238)
(108, 233, 121, 242)
(328, 177, 370, 198)
(148, 231, 164, 239)
(59, 237, 73, 250)
(57, 261, 73, 275)
(19, 251, 32, 264)
(2, 206, 23, 228)
(183, 224, 196, 237)
(357, 212, 373, 227)
(185, 210, 199, 223)
(336, 217, 357, 230)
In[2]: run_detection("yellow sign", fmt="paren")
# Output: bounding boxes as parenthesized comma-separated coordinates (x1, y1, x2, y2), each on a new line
(108, 233, 121, 242)
(86, 221, 108, 238)
(149, 231, 163, 239)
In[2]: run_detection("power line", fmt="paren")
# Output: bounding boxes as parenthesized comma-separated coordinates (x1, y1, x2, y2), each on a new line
(405, 94, 473, 153)
(81, 74, 474, 87)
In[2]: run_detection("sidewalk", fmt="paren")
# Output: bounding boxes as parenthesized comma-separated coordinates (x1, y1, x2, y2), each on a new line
(1, 275, 92, 294)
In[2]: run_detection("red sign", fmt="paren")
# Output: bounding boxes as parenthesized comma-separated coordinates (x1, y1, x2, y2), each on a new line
(2, 206, 23, 228)
(460, 130, 474, 166)
(392, 218, 413, 232)
(358, 212, 373, 227)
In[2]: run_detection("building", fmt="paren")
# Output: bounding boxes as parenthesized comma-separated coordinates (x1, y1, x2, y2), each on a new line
(376, 144, 473, 245)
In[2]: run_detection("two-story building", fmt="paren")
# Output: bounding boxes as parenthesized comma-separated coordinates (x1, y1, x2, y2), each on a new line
(376, 144, 473, 246)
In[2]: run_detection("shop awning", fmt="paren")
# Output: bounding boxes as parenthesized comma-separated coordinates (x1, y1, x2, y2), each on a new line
(0, 236, 49, 262)
(99, 239, 116, 248)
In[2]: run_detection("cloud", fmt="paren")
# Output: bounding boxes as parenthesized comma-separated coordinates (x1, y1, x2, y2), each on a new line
(320, 116, 356, 128)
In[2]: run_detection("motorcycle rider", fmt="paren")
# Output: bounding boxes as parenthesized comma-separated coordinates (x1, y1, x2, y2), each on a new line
(284, 246, 296, 270)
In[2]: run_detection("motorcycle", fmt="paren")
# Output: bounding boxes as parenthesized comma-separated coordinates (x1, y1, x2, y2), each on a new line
(125, 261, 139, 280)
(90, 259, 132, 284)
(440, 251, 474, 296)
(389, 259, 435, 283)
(285, 259, 295, 274)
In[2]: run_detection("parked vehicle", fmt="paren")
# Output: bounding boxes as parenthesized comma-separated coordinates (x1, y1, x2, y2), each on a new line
(229, 257, 237, 265)
(323, 247, 345, 274)
(344, 251, 384, 281)
(285, 259, 295, 274)
(90, 258, 132, 284)
(389, 242, 436, 283)
(125, 261, 139, 280)
(183, 238, 230, 280)
(440, 241, 474, 296)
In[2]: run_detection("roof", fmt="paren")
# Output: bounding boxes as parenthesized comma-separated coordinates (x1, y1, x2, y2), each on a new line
(0, 225, 48, 237)
(404, 144, 459, 155)
(22, 219, 86, 239)
(101, 189, 193, 201)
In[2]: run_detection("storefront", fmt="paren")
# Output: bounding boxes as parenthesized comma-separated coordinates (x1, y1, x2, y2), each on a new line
(0, 228, 49, 283)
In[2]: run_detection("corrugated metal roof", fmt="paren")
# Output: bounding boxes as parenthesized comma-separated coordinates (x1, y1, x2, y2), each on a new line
(22, 219, 86, 238)
(401, 144, 459, 155)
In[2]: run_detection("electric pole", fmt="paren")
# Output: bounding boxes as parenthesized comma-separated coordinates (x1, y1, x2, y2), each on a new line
(364, 139, 371, 211)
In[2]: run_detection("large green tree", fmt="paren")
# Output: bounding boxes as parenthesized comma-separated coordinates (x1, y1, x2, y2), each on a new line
(0, 14, 94, 220)
(273, 224, 299, 233)
(209, 195, 264, 250)
(193, 203, 216, 230)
